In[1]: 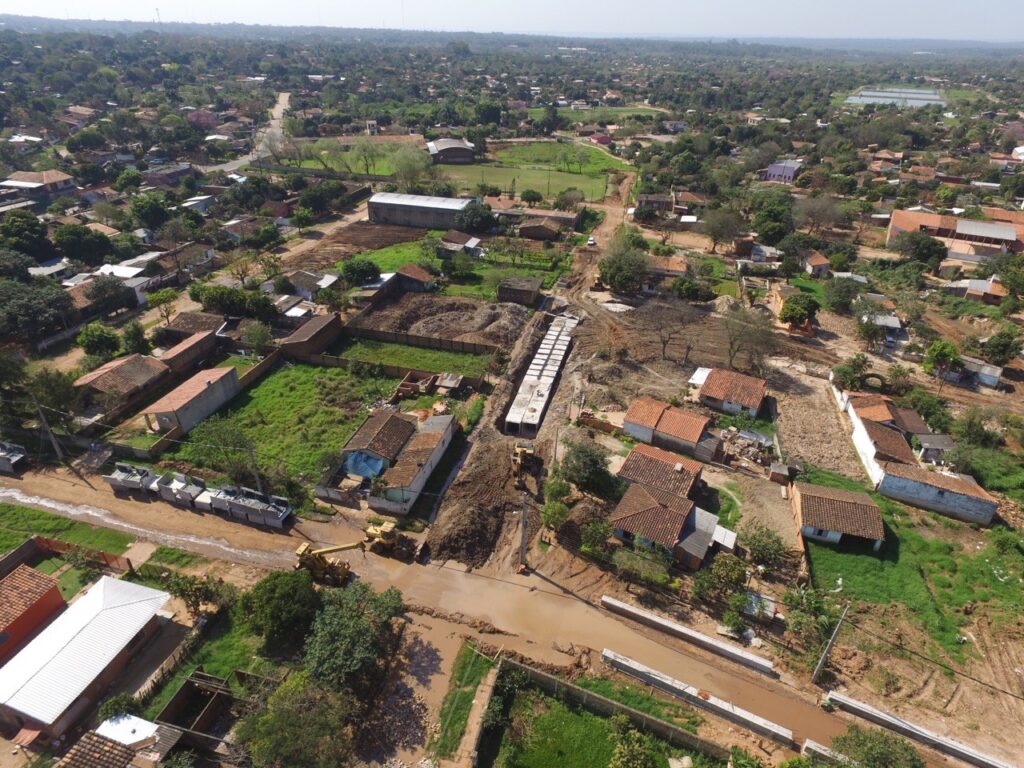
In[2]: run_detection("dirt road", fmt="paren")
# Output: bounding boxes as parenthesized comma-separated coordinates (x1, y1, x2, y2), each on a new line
(0, 470, 849, 748)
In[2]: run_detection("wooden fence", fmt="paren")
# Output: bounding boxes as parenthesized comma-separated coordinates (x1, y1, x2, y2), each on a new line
(136, 625, 204, 702)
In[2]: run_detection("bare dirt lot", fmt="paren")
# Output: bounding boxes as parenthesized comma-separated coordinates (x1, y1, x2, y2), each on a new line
(354, 292, 529, 347)
(769, 360, 866, 479)
(284, 220, 426, 271)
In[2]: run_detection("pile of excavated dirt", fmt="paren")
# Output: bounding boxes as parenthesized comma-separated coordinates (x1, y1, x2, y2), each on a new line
(355, 293, 529, 347)
(426, 437, 519, 568)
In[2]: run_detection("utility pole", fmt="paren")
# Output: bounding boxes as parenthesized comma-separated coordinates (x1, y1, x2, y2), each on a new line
(247, 444, 265, 495)
(813, 603, 850, 684)
(31, 395, 63, 462)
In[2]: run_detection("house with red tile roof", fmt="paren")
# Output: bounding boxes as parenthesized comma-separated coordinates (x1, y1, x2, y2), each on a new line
(696, 368, 767, 417)
(0, 566, 65, 663)
(609, 484, 719, 570)
(622, 396, 720, 461)
(144, 367, 240, 435)
(791, 482, 884, 551)
(877, 463, 998, 525)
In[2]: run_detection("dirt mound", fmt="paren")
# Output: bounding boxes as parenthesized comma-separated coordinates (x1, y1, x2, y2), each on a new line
(427, 437, 518, 567)
(357, 293, 529, 347)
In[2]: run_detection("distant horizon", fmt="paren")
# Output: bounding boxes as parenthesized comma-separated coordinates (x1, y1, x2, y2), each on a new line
(3, 2, 1024, 44)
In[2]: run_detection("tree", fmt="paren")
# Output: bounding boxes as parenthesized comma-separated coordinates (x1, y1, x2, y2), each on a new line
(520, 188, 543, 204)
(239, 570, 322, 650)
(0, 249, 34, 281)
(822, 277, 859, 313)
(77, 322, 121, 358)
(561, 441, 620, 498)
(87, 274, 137, 314)
(954, 406, 1001, 448)
(599, 249, 648, 294)
(97, 693, 141, 723)
(899, 387, 952, 432)
(122, 321, 151, 355)
(190, 284, 277, 322)
(541, 501, 569, 530)
(391, 145, 430, 191)
(723, 304, 776, 371)
(147, 287, 179, 325)
(157, 218, 194, 251)
(554, 188, 585, 210)
(341, 257, 380, 286)
(693, 552, 747, 601)
(894, 231, 946, 271)
(794, 196, 841, 235)
(130, 193, 171, 230)
(304, 582, 404, 692)
(26, 368, 81, 429)
(886, 364, 912, 395)
(582, 520, 612, 551)
(702, 208, 744, 253)
(831, 725, 923, 768)
(242, 322, 274, 355)
(291, 206, 314, 231)
(113, 168, 144, 191)
(609, 729, 657, 768)
(453, 201, 495, 233)
(237, 671, 355, 768)
(741, 522, 787, 569)
(982, 327, 1022, 366)
(0, 279, 75, 340)
(832, 353, 871, 391)
(778, 293, 819, 326)
(166, 572, 223, 619)
(855, 317, 886, 351)
(923, 340, 960, 389)
(0, 209, 53, 259)
(349, 136, 382, 176)
(53, 224, 113, 266)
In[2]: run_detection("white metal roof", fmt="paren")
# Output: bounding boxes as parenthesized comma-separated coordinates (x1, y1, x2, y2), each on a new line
(96, 714, 159, 748)
(369, 192, 472, 211)
(0, 576, 169, 725)
(0, 179, 43, 189)
(98, 264, 146, 279)
(688, 367, 712, 388)
(955, 219, 1016, 241)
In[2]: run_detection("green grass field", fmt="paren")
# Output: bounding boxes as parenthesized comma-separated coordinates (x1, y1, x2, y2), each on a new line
(494, 142, 633, 174)
(331, 338, 492, 377)
(574, 678, 701, 733)
(143, 609, 275, 719)
(0, 503, 133, 555)
(445, 261, 566, 301)
(799, 466, 1024, 658)
(344, 240, 430, 273)
(787, 276, 827, 306)
(486, 686, 704, 768)
(433, 643, 494, 758)
(148, 546, 207, 568)
(444, 164, 609, 201)
(171, 364, 398, 479)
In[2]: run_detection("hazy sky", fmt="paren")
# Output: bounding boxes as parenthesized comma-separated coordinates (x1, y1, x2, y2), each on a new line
(11, 0, 1024, 41)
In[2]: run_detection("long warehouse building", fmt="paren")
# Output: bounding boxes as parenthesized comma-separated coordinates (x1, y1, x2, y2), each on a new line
(368, 192, 473, 229)
(505, 315, 579, 438)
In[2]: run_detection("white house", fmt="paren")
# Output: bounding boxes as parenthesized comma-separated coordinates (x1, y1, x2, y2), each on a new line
(369, 414, 456, 515)
(694, 368, 767, 417)
(877, 462, 998, 525)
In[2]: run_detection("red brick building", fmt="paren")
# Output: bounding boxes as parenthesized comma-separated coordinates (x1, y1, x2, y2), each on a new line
(0, 566, 65, 663)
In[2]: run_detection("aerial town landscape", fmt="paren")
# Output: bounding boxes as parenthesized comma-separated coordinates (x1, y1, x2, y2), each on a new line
(1, 6, 1024, 768)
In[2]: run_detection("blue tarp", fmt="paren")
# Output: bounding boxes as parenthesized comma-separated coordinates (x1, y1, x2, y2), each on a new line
(343, 451, 385, 479)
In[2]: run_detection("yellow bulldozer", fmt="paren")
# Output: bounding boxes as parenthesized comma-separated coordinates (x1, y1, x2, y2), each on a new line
(365, 520, 415, 561)
(294, 541, 364, 586)
(512, 441, 542, 495)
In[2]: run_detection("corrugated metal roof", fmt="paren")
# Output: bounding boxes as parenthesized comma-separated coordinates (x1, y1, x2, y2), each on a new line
(369, 192, 472, 211)
(0, 577, 169, 725)
(955, 219, 1016, 241)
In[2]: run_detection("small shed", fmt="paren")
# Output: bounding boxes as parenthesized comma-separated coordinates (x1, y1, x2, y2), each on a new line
(497, 276, 543, 306)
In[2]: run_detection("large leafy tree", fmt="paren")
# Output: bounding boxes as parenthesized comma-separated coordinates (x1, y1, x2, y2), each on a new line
(0, 279, 74, 340)
(237, 671, 355, 768)
(0, 210, 53, 260)
(304, 582, 404, 692)
(599, 248, 648, 294)
(702, 208, 744, 253)
(54, 224, 113, 266)
(77, 322, 121, 358)
(239, 570, 321, 650)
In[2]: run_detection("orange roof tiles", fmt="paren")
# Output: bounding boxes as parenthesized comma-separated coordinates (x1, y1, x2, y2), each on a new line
(699, 369, 767, 411)
(146, 367, 236, 415)
(794, 482, 884, 541)
(610, 484, 694, 548)
(0, 566, 60, 631)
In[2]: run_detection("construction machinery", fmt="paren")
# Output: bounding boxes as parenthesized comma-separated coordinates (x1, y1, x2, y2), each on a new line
(294, 541, 364, 585)
(365, 520, 415, 561)
(512, 441, 543, 495)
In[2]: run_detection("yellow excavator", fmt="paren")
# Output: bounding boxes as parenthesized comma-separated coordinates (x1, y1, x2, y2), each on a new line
(294, 541, 364, 585)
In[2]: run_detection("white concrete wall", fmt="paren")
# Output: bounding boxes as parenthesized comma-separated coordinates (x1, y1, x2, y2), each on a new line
(622, 421, 653, 444)
(877, 474, 997, 525)
(848, 408, 885, 485)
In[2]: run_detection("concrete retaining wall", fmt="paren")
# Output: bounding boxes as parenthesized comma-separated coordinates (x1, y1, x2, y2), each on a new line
(600, 596, 776, 677)
(602, 649, 795, 746)
(824, 691, 1014, 768)
(801, 739, 846, 763)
